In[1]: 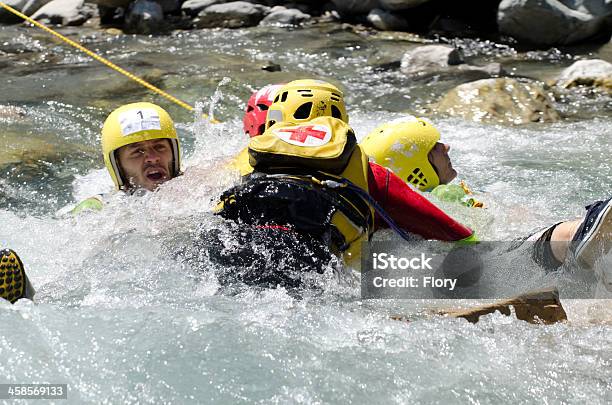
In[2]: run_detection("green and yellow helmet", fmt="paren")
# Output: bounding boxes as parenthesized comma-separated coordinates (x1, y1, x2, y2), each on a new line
(101, 102, 181, 190)
(265, 79, 348, 130)
(361, 116, 441, 191)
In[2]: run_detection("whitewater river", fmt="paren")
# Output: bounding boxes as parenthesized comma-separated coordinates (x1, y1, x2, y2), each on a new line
(1, 23, 611, 403)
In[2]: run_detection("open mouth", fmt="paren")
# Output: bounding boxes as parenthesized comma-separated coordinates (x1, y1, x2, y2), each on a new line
(145, 168, 166, 182)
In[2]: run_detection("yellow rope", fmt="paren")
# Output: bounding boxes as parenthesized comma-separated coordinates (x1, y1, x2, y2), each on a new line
(0, 1, 220, 123)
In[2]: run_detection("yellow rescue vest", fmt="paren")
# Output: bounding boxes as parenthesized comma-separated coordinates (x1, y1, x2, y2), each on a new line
(219, 117, 374, 265)
(228, 147, 253, 176)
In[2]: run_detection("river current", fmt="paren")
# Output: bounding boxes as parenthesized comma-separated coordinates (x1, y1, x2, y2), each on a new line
(0, 24, 611, 403)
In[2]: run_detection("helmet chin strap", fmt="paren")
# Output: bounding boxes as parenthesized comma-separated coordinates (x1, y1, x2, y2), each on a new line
(109, 150, 126, 190)
(170, 139, 181, 178)
(427, 151, 441, 179)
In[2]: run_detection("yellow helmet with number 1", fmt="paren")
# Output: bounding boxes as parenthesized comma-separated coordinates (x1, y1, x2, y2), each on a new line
(102, 102, 181, 190)
(265, 79, 348, 130)
(361, 116, 441, 191)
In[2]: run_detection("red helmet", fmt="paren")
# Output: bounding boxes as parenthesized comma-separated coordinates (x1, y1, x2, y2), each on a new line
(243, 84, 284, 137)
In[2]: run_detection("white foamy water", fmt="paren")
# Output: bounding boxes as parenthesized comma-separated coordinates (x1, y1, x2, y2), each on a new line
(1, 110, 610, 404)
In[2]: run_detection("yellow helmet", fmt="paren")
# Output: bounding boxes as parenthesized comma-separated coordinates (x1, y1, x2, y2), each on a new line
(361, 116, 441, 191)
(101, 102, 181, 190)
(265, 79, 348, 130)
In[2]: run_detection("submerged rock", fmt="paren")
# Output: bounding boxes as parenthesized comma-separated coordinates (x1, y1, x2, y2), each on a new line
(194, 1, 270, 28)
(367, 8, 409, 31)
(434, 78, 560, 124)
(96, 68, 166, 96)
(30, 0, 92, 26)
(124, 0, 165, 34)
(0, 132, 90, 168)
(498, 0, 612, 46)
(556, 59, 612, 92)
(455, 62, 504, 78)
(260, 7, 310, 26)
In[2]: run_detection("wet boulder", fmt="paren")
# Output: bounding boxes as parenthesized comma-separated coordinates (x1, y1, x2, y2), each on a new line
(0, 0, 53, 22)
(367, 8, 409, 31)
(194, 1, 270, 28)
(260, 6, 311, 26)
(434, 78, 560, 124)
(556, 59, 612, 92)
(498, 0, 612, 46)
(181, 0, 224, 17)
(379, 0, 431, 11)
(124, 0, 164, 34)
(401, 44, 503, 79)
(330, 0, 380, 15)
(400, 45, 463, 74)
(30, 0, 93, 26)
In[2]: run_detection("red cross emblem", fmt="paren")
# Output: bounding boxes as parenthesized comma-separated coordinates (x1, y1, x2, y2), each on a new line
(283, 126, 327, 143)
(274, 124, 332, 147)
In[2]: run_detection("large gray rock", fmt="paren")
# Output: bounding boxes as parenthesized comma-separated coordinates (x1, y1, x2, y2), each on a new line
(30, 0, 91, 26)
(435, 78, 560, 124)
(367, 8, 409, 31)
(379, 0, 431, 11)
(330, 0, 380, 15)
(556, 59, 612, 91)
(400, 45, 464, 75)
(124, 0, 164, 34)
(0, 0, 53, 22)
(260, 7, 311, 26)
(181, 0, 225, 17)
(195, 1, 270, 28)
(498, 0, 612, 46)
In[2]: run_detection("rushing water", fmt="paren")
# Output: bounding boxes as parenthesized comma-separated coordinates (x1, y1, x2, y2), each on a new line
(1, 23, 611, 403)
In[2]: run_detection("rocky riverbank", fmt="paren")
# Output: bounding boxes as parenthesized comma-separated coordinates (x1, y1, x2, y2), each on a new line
(1, 0, 611, 47)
